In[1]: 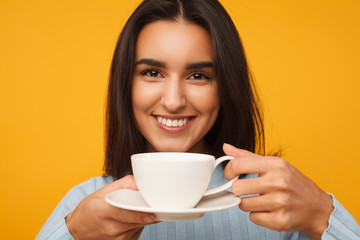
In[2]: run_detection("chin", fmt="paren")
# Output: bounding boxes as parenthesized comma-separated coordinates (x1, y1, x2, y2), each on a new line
(157, 147, 189, 153)
(151, 144, 190, 153)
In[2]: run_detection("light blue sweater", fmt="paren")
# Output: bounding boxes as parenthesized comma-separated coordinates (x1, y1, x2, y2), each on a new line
(36, 166, 360, 239)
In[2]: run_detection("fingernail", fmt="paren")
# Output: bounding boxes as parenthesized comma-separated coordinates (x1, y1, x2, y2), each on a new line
(143, 215, 156, 223)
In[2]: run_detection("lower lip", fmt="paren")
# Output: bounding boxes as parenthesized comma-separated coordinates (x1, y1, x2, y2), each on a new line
(153, 116, 195, 133)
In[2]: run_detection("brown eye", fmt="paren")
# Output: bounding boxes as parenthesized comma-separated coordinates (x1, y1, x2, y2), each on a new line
(141, 69, 163, 78)
(188, 72, 210, 80)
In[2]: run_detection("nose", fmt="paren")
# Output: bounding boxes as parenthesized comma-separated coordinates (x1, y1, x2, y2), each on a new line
(160, 78, 186, 112)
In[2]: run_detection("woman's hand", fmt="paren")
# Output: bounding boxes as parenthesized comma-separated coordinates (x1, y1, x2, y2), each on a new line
(223, 144, 334, 240)
(65, 175, 157, 240)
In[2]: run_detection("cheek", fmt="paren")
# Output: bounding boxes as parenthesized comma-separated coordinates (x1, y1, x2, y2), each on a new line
(132, 82, 160, 112)
(190, 86, 220, 115)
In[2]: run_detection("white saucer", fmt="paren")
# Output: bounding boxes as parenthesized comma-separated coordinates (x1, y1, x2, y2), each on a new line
(105, 189, 240, 222)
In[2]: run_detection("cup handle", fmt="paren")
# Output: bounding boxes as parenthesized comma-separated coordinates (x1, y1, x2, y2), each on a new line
(203, 156, 238, 197)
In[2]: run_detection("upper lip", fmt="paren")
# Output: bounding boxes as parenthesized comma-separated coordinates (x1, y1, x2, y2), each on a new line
(152, 114, 195, 119)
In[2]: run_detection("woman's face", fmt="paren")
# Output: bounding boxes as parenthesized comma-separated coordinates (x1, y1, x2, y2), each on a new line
(132, 20, 220, 153)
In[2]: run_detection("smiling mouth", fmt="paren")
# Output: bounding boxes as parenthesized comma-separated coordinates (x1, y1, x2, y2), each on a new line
(155, 116, 193, 127)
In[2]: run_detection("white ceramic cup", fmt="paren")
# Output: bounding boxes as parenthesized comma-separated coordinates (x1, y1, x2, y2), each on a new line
(131, 152, 238, 209)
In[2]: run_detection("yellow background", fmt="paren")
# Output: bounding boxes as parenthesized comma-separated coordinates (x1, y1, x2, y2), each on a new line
(1, 0, 359, 239)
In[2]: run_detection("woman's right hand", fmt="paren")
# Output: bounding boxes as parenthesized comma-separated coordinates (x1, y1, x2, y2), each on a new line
(65, 175, 157, 240)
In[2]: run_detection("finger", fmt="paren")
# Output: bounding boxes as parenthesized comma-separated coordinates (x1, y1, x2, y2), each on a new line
(223, 144, 270, 179)
(106, 219, 145, 234)
(223, 155, 269, 179)
(223, 143, 255, 158)
(239, 194, 282, 212)
(99, 175, 138, 195)
(113, 209, 157, 224)
(105, 202, 157, 224)
(102, 220, 147, 237)
(231, 178, 267, 196)
(249, 211, 290, 232)
(248, 212, 274, 229)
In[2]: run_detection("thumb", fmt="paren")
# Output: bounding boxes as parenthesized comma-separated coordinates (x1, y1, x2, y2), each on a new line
(99, 175, 138, 195)
(223, 143, 254, 158)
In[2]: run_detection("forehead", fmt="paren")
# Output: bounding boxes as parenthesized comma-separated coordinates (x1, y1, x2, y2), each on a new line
(135, 20, 213, 63)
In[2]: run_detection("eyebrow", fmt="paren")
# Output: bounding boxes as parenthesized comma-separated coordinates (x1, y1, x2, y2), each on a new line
(135, 58, 166, 68)
(186, 61, 213, 69)
(135, 58, 213, 70)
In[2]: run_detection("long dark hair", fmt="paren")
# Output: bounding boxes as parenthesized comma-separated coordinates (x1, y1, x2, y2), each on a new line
(104, 0, 264, 179)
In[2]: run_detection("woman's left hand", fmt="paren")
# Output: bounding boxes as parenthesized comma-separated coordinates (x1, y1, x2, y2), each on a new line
(223, 144, 334, 240)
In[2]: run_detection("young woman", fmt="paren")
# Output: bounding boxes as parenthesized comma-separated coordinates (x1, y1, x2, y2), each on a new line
(37, 0, 360, 239)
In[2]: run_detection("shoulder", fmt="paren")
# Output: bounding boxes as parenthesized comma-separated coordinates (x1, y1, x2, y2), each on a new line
(56, 175, 114, 214)
(65, 176, 114, 202)
(71, 175, 114, 193)
(36, 176, 115, 239)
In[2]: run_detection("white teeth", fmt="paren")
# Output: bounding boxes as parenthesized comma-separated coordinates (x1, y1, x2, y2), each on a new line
(156, 116, 190, 128)
(166, 119, 172, 126)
